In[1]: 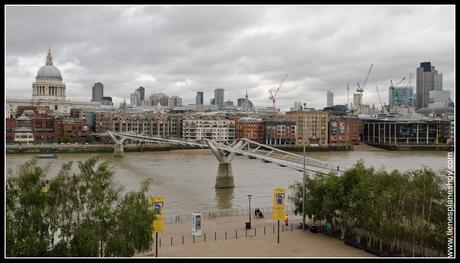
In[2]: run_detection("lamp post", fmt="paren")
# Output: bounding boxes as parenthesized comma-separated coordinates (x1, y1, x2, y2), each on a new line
(248, 194, 252, 228)
(302, 103, 307, 231)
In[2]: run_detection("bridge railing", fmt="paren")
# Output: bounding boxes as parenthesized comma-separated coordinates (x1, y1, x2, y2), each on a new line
(164, 205, 296, 225)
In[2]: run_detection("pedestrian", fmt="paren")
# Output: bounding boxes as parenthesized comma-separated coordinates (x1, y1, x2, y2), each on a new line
(284, 214, 289, 226)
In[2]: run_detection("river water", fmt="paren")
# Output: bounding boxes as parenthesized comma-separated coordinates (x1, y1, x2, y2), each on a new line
(5, 146, 450, 215)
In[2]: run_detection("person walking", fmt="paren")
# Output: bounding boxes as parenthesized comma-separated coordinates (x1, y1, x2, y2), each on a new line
(284, 214, 289, 226)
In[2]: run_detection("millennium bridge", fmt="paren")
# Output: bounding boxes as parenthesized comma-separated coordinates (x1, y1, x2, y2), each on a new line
(98, 131, 348, 188)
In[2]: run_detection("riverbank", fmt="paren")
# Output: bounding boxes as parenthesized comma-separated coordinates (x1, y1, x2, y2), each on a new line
(5, 143, 196, 154)
(364, 142, 454, 151)
(5, 142, 357, 154)
(277, 144, 354, 152)
(7, 141, 450, 154)
(135, 214, 374, 257)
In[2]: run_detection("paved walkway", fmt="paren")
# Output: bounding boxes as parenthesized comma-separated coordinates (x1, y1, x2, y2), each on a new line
(136, 214, 375, 257)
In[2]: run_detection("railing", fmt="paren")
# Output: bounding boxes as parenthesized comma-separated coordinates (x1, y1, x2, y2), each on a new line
(165, 205, 296, 224)
(143, 220, 301, 256)
(106, 131, 346, 174)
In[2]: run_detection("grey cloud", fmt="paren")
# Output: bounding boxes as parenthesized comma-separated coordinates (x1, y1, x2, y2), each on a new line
(6, 5, 455, 111)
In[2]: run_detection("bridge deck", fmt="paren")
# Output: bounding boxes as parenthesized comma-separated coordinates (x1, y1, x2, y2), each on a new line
(103, 131, 347, 175)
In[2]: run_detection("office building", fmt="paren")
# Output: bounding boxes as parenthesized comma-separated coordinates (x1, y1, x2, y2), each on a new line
(101, 96, 113, 106)
(214, 88, 225, 109)
(91, 82, 104, 102)
(389, 86, 414, 107)
(138, 86, 145, 102)
(149, 93, 169, 107)
(353, 93, 363, 110)
(416, 62, 443, 110)
(428, 90, 451, 108)
(362, 118, 451, 146)
(327, 90, 334, 107)
(168, 96, 183, 107)
(130, 90, 140, 107)
(196, 91, 204, 105)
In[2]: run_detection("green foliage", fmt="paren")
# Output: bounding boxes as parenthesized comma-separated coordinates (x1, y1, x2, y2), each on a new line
(289, 161, 448, 256)
(6, 156, 156, 257)
(85, 135, 96, 144)
(61, 133, 72, 143)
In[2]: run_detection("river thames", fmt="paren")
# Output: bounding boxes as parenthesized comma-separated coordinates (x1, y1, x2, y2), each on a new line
(6, 145, 450, 216)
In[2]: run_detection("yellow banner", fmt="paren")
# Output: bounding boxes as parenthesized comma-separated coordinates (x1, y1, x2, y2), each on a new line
(150, 195, 165, 233)
(273, 188, 286, 220)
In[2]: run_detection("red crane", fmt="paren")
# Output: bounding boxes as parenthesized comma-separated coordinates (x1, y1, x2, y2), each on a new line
(269, 74, 288, 114)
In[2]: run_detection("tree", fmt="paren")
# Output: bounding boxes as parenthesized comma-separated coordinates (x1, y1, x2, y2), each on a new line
(288, 161, 448, 257)
(85, 135, 96, 144)
(6, 159, 50, 256)
(61, 133, 72, 143)
(6, 156, 157, 257)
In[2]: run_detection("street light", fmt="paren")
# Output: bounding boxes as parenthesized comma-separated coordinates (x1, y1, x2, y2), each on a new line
(248, 194, 252, 229)
(302, 103, 307, 231)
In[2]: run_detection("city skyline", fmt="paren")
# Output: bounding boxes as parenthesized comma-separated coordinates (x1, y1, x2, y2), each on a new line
(5, 5, 455, 111)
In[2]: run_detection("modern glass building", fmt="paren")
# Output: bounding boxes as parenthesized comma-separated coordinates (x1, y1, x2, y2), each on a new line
(327, 90, 334, 107)
(91, 82, 104, 102)
(389, 86, 414, 107)
(416, 62, 443, 110)
(214, 88, 225, 109)
(196, 91, 204, 105)
(362, 118, 451, 146)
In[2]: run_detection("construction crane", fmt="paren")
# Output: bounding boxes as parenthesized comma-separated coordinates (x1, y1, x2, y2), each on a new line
(375, 86, 387, 113)
(269, 74, 288, 114)
(356, 64, 374, 93)
(390, 77, 406, 106)
(390, 76, 406, 89)
(346, 74, 350, 110)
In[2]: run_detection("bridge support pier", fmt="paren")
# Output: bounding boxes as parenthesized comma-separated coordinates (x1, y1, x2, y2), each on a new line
(215, 162, 234, 189)
(113, 143, 125, 157)
(206, 140, 241, 189)
(107, 132, 127, 158)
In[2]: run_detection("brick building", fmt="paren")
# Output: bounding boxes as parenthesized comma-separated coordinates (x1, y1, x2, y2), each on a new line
(95, 111, 180, 138)
(61, 118, 91, 143)
(329, 116, 362, 145)
(6, 105, 90, 144)
(286, 109, 329, 146)
(263, 117, 296, 145)
(235, 117, 264, 143)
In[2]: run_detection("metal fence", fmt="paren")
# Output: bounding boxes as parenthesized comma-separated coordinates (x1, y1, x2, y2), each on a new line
(148, 219, 301, 256)
(165, 205, 296, 224)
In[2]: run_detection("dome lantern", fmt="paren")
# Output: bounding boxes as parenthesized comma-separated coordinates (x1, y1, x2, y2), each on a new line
(46, 45, 53, 65)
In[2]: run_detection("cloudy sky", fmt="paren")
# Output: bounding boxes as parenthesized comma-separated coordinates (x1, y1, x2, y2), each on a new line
(5, 5, 455, 111)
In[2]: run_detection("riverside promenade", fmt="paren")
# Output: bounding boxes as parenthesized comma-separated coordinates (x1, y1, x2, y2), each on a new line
(136, 212, 374, 257)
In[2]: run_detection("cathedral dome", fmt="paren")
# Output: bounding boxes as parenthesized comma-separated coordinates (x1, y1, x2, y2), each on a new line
(36, 47, 62, 81)
(37, 65, 62, 80)
(32, 47, 66, 101)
